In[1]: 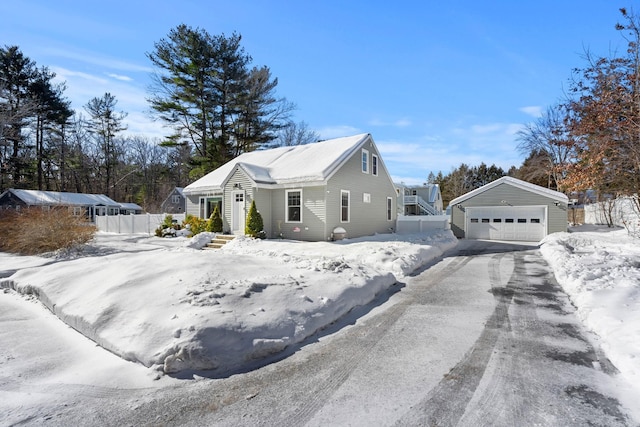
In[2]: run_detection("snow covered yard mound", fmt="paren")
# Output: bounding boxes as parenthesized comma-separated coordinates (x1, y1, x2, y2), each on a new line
(540, 226, 640, 390)
(0, 230, 457, 376)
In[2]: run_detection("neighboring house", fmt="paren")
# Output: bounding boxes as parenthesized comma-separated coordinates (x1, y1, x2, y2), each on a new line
(395, 183, 443, 216)
(119, 202, 143, 215)
(448, 176, 568, 241)
(160, 187, 185, 214)
(0, 188, 123, 222)
(182, 133, 397, 241)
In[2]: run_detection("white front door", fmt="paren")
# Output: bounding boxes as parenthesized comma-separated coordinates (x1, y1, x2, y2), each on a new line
(231, 191, 246, 234)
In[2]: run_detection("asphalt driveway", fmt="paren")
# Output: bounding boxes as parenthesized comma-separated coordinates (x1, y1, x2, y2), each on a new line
(1, 239, 635, 426)
(119, 239, 634, 426)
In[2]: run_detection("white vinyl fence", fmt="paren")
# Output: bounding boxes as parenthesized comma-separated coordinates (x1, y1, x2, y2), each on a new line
(396, 215, 450, 234)
(95, 213, 185, 235)
(584, 197, 640, 235)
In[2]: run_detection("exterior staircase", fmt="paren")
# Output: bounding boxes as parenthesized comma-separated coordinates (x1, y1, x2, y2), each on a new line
(404, 195, 438, 215)
(205, 234, 236, 249)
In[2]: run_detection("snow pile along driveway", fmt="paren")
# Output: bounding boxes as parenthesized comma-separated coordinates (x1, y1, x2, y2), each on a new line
(0, 231, 457, 376)
(540, 227, 640, 395)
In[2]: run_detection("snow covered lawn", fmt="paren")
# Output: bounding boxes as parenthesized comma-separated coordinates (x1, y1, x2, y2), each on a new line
(0, 230, 458, 376)
(540, 225, 640, 399)
(1, 224, 638, 404)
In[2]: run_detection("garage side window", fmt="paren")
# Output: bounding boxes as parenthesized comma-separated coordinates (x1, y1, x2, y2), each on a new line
(518, 218, 527, 223)
(470, 218, 479, 223)
(531, 218, 541, 223)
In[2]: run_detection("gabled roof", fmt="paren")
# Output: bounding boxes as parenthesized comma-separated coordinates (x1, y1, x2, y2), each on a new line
(448, 176, 568, 206)
(183, 133, 370, 194)
(6, 189, 120, 207)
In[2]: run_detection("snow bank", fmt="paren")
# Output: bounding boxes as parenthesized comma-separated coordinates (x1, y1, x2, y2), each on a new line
(540, 227, 640, 394)
(0, 230, 457, 376)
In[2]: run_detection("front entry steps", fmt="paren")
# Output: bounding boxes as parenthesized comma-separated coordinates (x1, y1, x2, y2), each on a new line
(205, 234, 236, 250)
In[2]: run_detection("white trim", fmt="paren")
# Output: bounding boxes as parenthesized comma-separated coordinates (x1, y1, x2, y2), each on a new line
(361, 149, 369, 174)
(449, 176, 568, 206)
(231, 191, 246, 234)
(372, 153, 378, 176)
(199, 195, 223, 219)
(285, 188, 302, 223)
(340, 190, 350, 223)
(465, 205, 547, 241)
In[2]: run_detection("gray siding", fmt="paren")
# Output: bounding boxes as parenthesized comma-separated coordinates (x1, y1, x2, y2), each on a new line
(451, 182, 567, 238)
(185, 194, 199, 217)
(252, 186, 272, 237)
(326, 139, 397, 239)
(270, 186, 327, 241)
(224, 168, 254, 233)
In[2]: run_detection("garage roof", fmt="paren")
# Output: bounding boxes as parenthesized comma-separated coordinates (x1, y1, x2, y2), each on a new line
(448, 176, 568, 206)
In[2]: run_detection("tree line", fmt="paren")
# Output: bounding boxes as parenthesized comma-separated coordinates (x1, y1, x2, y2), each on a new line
(4, 10, 639, 213)
(431, 8, 640, 212)
(515, 8, 640, 211)
(0, 25, 318, 211)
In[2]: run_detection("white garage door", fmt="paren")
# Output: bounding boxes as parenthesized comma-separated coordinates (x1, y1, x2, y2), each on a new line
(466, 206, 546, 241)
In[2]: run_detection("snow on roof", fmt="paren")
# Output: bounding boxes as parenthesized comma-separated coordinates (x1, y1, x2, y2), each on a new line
(9, 189, 120, 207)
(184, 134, 370, 194)
(119, 202, 142, 210)
(448, 176, 569, 206)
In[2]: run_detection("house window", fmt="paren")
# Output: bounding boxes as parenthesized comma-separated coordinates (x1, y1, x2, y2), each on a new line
(372, 154, 378, 176)
(199, 197, 222, 219)
(286, 189, 302, 222)
(171, 195, 180, 204)
(387, 197, 393, 221)
(363, 193, 371, 203)
(340, 190, 350, 222)
(361, 149, 369, 174)
(72, 206, 83, 216)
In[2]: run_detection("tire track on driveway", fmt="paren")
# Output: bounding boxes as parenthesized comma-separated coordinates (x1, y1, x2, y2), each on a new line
(396, 245, 633, 427)
(275, 255, 473, 427)
(394, 250, 515, 427)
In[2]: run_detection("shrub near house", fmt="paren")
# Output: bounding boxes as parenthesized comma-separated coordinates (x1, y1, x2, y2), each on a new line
(0, 207, 95, 254)
(245, 200, 265, 238)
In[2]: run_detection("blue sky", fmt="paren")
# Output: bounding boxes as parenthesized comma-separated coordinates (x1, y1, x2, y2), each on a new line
(0, 1, 629, 184)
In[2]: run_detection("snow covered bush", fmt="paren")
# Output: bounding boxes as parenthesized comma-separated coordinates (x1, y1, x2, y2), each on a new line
(155, 214, 184, 237)
(0, 207, 96, 254)
(183, 214, 207, 236)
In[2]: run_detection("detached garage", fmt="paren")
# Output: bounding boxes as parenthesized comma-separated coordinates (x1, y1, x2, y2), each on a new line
(448, 176, 568, 242)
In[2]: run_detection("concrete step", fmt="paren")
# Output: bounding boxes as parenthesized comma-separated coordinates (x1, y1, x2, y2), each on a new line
(204, 234, 236, 250)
